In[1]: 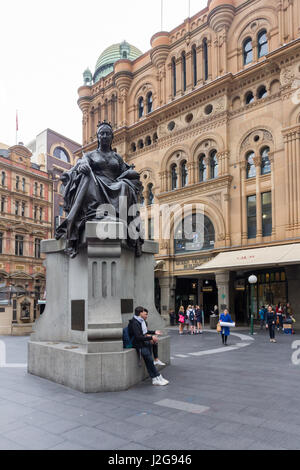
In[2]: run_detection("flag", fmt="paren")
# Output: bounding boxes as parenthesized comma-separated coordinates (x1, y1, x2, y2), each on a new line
(16, 110, 18, 132)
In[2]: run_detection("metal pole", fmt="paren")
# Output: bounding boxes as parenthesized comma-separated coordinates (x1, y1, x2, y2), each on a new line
(161, 0, 163, 30)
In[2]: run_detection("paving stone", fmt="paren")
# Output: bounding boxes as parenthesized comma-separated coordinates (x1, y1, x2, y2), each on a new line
(62, 425, 129, 450)
(5, 425, 65, 450)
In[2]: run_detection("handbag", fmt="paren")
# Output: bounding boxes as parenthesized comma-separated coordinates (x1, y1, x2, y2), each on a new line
(178, 314, 185, 323)
(216, 322, 222, 332)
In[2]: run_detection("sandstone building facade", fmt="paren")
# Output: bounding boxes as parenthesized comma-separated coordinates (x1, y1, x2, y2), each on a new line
(0, 143, 53, 334)
(76, 0, 300, 325)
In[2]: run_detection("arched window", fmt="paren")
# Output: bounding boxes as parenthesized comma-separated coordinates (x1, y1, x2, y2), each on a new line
(147, 183, 154, 205)
(172, 57, 176, 96)
(34, 182, 38, 195)
(192, 45, 197, 87)
(174, 213, 215, 254)
(182, 52, 187, 92)
(257, 85, 267, 99)
(138, 139, 144, 149)
(147, 92, 153, 113)
(245, 91, 255, 105)
(16, 176, 20, 190)
(181, 160, 188, 187)
(22, 178, 26, 192)
(53, 147, 70, 162)
(145, 136, 152, 146)
(139, 192, 144, 207)
(1, 172, 5, 186)
(203, 39, 208, 81)
(153, 132, 158, 143)
(246, 151, 256, 179)
(258, 29, 268, 58)
(199, 154, 207, 182)
(261, 146, 271, 175)
(138, 97, 144, 118)
(171, 164, 178, 190)
(131, 142, 136, 152)
(210, 150, 218, 179)
(243, 37, 253, 65)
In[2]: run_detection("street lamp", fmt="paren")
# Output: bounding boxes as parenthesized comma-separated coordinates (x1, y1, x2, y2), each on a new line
(248, 274, 258, 335)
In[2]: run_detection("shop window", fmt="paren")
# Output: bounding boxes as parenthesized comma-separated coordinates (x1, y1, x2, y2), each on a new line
(203, 39, 208, 81)
(258, 29, 268, 58)
(182, 52, 187, 92)
(247, 195, 257, 239)
(172, 57, 176, 96)
(243, 37, 253, 65)
(181, 160, 188, 187)
(261, 147, 271, 175)
(262, 191, 272, 237)
(246, 151, 256, 179)
(174, 213, 215, 254)
(147, 92, 153, 114)
(199, 155, 207, 182)
(138, 97, 144, 118)
(192, 45, 197, 86)
(15, 235, 24, 256)
(171, 164, 178, 190)
(281, 272, 286, 281)
(210, 150, 218, 179)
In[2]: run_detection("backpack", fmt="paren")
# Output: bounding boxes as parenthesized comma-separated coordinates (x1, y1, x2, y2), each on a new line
(122, 326, 134, 348)
(189, 309, 194, 322)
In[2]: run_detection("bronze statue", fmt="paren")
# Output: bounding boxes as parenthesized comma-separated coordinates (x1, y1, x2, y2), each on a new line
(55, 121, 143, 258)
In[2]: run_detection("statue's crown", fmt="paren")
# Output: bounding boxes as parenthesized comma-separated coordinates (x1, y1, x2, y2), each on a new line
(97, 120, 113, 130)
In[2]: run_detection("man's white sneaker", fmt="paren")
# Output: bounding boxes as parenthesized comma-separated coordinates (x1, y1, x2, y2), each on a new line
(154, 359, 166, 366)
(152, 376, 167, 386)
(158, 374, 169, 385)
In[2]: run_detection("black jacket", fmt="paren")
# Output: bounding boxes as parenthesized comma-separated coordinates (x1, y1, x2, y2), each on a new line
(128, 317, 155, 350)
(266, 311, 276, 324)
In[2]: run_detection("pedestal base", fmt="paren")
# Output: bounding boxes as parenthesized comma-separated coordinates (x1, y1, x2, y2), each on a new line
(28, 336, 170, 393)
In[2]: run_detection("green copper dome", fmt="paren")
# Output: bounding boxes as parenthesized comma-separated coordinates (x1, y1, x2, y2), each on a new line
(93, 41, 143, 83)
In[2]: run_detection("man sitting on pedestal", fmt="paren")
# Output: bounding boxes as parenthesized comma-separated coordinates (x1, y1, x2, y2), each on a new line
(129, 306, 169, 386)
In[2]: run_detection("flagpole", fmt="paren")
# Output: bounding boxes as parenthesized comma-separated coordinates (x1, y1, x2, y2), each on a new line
(188, 0, 191, 18)
(161, 0, 163, 31)
(16, 110, 18, 145)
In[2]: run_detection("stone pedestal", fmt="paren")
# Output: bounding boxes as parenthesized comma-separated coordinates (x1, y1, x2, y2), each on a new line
(215, 271, 230, 312)
(28, 220, 170, 392)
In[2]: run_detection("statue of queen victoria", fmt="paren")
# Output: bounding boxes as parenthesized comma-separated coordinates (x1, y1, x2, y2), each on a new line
(55, 121, 143, 258)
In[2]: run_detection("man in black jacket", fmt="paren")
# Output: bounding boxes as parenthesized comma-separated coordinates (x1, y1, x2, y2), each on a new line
(128, 306, 169, 386)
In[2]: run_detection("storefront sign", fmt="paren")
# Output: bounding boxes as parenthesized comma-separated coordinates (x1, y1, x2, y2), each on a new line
(175, 256, 213, 271)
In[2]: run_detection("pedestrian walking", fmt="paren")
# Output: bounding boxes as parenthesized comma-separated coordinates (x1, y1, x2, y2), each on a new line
(169, 309, 175, 326)
(219, 308, 233, 345)
(266, 305, 277, 343)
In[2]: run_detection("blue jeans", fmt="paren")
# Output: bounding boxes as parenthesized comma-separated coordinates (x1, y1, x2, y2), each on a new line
(141, 346, 159, 378)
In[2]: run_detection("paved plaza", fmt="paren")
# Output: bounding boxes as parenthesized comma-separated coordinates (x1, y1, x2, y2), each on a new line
(0, 327, 299, 450)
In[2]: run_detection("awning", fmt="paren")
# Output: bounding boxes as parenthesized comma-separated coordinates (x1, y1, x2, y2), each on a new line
(195, 243, 300, 272)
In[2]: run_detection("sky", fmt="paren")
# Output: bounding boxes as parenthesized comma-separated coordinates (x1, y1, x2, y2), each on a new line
(0, 0, 208, 148)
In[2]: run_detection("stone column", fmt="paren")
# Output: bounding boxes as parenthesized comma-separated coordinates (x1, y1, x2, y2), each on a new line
(197, 44, 204, 85)
(240, 161, 248, 245)
(176, 57, 183, 96)
(186, 51, 192, 92)
(215, 271, 230, 312)
(207, 40, 213, 81)
(254, 154, 262, 242)
(159, 276, 176, 324)
(269, 153, 276, 238)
